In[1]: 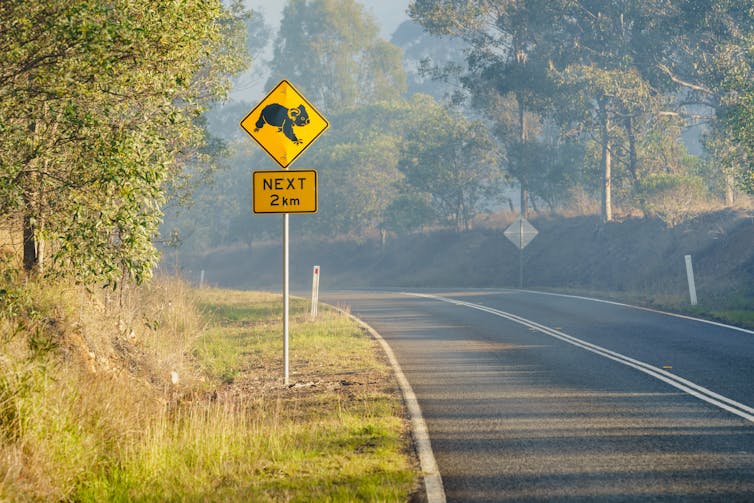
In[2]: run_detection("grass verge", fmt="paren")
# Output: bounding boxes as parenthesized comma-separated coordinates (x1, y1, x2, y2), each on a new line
(539, 287, 754, 330)
(170, 288, 419, 502)
(0, 276, 419, 501)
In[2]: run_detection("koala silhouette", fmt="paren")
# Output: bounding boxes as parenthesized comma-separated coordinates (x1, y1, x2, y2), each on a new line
(254, 103, 310, 144)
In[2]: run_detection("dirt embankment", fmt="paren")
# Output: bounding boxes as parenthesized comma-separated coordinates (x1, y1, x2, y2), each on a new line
(182, 208, 754, 307)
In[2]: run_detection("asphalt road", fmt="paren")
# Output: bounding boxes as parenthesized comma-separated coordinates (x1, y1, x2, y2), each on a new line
(323, 289, 754, 502)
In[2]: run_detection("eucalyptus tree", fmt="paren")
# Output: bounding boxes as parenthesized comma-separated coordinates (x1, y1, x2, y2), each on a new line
(410, 1, 725, 222)
(534, 1, 723, 220)
(723, 54, 754, 194)
(303, 97, 425, 239)
(253, 0, 409, 240)
(398, 96, 503, 231)
(547, 1, 667, 222)
(303, 93, 501, 236)
(0, 0, 248, 284)
(266, 0, 406, 113)
(409, 0, 578, 218)
(650, 0, 754, 200)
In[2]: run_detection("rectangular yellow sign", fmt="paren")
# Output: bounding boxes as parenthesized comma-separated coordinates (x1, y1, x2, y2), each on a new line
(252, 170, 317, 214)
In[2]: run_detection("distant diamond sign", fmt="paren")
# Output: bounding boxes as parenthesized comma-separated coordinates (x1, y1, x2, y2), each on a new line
(504, 217, 538, 250)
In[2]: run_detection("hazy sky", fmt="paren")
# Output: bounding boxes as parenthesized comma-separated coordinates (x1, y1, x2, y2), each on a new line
(245, 0, 410, 39)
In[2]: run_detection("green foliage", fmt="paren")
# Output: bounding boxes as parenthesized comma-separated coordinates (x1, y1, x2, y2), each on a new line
(219, 92, 507, 242)
(411, 0, 566, 217)
(170, 0, 754, 254)
(399, 98, 503, 231)
(0, 0, 249, 285)
(720, 39, 754, 194)
(170, 1, 412, 247)
(305, 99, 424, 237)
(550, 2, 663, 221)
(383, 193, 436, 235)
(267, 95, 463, 238)
(408, 0, 492, 35)
(410, 0, 754, 221)
(508, 139, 586, 210)
(653, 0, 754, 196)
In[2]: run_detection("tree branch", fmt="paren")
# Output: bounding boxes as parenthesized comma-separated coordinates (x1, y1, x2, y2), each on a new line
(657, 63, 713, 95)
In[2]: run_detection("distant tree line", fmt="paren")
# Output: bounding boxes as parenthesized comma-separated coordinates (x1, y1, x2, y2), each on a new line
(166, 0, 754, 252)
(409, 0, 754, 223)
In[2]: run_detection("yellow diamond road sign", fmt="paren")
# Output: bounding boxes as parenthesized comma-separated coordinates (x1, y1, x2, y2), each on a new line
(240, 80, 328, 169)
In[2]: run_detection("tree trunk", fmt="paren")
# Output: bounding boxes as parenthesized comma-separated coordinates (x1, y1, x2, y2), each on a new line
(22, 212, 38, 274)
(599, 97, 613, 223)
(625, 114, 637, 180)
(603, 145, 612, 222)
(517, 93, 529, 219)
(22, 168, 41, 275)
(455, 192, 464, 232)
(22, 118, 46, 276)
(725, 172, 735, 206)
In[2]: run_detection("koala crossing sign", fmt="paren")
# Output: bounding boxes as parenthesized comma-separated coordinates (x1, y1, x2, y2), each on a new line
(240, 80, 328, 169)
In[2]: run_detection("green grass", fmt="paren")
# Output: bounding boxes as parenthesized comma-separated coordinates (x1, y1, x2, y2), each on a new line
(75, 404, 411, 502)
(683, 305, 754, 330)
(642, 291, 754, 330)
(78, 288, 417, 501)
(715, 310, 754, 328)
(176, 288, 418, 501)
(540, 286, 754, 330)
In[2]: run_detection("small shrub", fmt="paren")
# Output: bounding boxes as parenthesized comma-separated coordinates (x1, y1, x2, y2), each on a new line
(635, 174, 711, 226)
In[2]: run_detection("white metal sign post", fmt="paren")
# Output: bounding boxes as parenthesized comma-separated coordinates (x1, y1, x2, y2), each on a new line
(504, 217, 539, 288)
(311, 265, 320, 318)
(283, 215, 290, 382)
(684, 254, 698, 306)
(240, 80, 328, 386)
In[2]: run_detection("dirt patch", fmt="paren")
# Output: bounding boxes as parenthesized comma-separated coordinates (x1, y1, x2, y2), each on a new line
(208, 361, 398, 407)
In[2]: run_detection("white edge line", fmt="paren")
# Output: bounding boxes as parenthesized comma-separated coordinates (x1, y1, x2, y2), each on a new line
(520, 289, 754, 336)
(334, 307, 446, 503)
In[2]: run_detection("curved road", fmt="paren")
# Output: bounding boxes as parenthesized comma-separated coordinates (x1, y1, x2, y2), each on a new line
(323, 289, 754, 502)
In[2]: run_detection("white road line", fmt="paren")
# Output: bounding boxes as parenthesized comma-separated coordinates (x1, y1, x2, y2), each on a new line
(406, 292, 754, 423)
(520, 289, 754, 336)
(337, 308, 446, 503)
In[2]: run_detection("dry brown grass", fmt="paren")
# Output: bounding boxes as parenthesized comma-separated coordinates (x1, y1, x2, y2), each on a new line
(0, 273, 205, 500)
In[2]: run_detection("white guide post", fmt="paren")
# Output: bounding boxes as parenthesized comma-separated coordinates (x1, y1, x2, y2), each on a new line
(311, 265, 320, 319)
(684, 254, 698, 306)
(283, 214, 290, 385)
